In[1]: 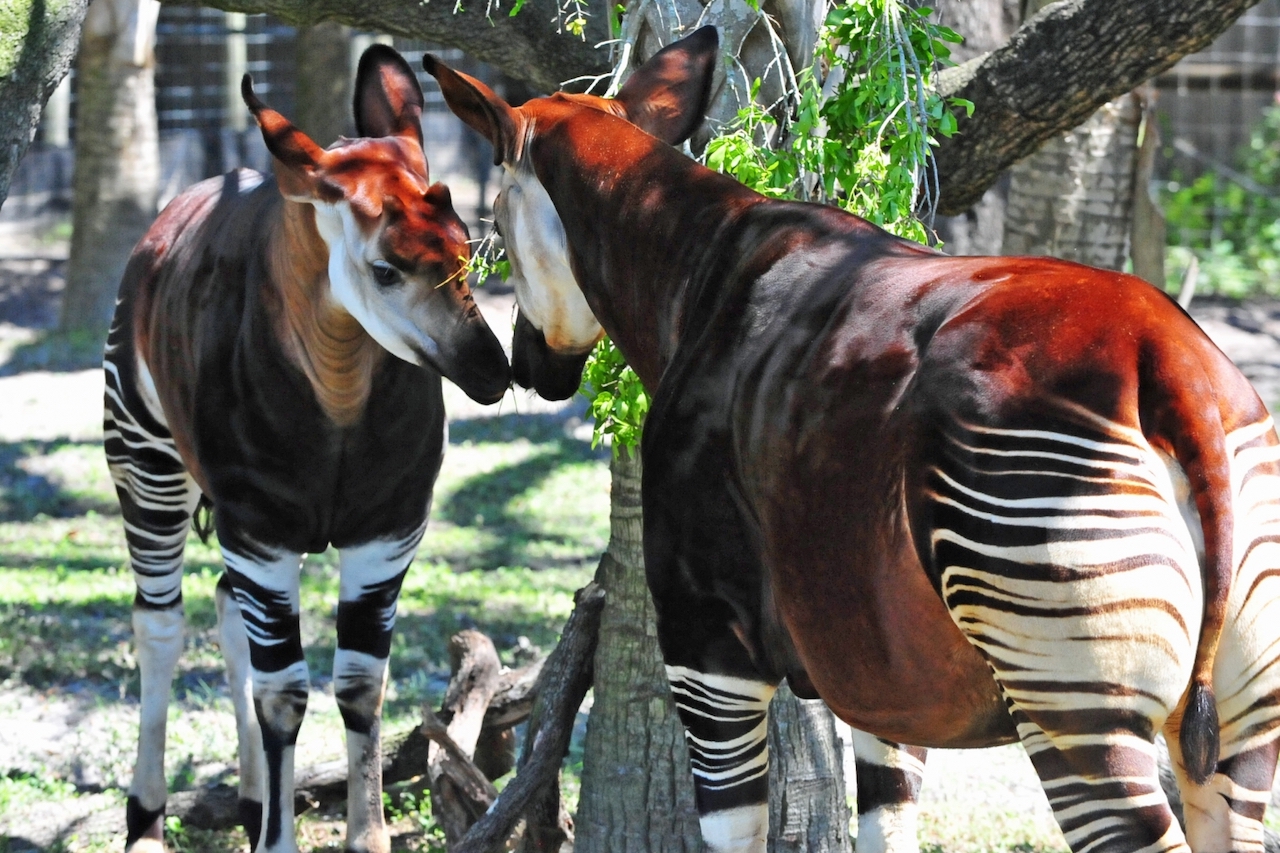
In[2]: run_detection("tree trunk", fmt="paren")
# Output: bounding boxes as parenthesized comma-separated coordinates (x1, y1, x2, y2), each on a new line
(0, 0, 90, 210)
(767, 684, 852, 853)
(294, 21, 352, 147)
(574, 447, 704, 853)
(1000, 0, 1142, 272)
(930, 0, 1016, 256)
(59, 0, 161, 338)
(1002, 91, 1142, 270)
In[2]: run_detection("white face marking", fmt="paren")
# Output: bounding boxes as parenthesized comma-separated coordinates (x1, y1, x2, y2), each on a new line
(497, 165, 602, 353)
(312, 202, 444, 366)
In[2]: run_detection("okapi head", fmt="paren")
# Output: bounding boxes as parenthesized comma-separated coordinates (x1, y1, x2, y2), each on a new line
(424, 28, 719, 400)
(242, 45, 512, 404)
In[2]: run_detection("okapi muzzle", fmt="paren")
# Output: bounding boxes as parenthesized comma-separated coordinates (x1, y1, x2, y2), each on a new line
(511, 309, 592, 401)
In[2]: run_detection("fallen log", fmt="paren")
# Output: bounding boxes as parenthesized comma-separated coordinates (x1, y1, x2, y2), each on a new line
(429, 630, 505, 846)
(451, 581, 606, 853)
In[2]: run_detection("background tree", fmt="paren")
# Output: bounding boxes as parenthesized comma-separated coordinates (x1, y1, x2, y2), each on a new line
(0, 0, 1264, 214)
(1000, 0, 1142, 269)
(295, 21, 354, 145)
(0, 0, 90, 207)
(59, 0, 161, 338)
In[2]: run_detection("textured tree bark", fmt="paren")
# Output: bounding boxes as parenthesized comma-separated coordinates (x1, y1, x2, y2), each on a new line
(294, 21, 353, 146)
(932, 0, 1264, 214)
(59, 0, 161, 337)
(452, 582, 606, 853)
(159, 0, 610, 95)
(1000, 0, 1142, 273)
(146, 0, 1262, 216)
(574, 448, 704, 853)
(0, 0, 89, 209)
(767, 684, 853, 853)
(1002, 91, 1142, 270)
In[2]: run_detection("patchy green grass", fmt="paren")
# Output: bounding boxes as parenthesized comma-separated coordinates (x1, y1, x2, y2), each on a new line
(0, 408, 606, 851)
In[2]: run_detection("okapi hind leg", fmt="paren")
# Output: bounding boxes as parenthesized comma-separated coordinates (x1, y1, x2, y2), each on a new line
(1165, 416, 1280, 853)
(1164, 728, 1278, 853)
(105, 344, 202, 852)
(851, 731, 926, 853)
(1010, 705, 1188, 853)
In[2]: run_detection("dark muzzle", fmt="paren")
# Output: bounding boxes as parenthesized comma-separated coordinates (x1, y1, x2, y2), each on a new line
(511, 310, 591, 401)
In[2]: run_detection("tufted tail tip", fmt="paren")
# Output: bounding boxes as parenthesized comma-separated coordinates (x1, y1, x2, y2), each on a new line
(1180, 680, 1220, 785)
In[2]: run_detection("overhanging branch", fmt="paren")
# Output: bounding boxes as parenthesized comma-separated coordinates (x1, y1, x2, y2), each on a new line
(932, 0, 1265, 214)
(156, 0, 612, 94)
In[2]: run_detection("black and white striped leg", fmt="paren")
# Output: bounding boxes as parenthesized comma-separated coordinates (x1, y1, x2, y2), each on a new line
(222, 544, 308, 853)
(665, 665, 777, 853)
(333, 531, 421, 853)
(106, 353, 202, 853)
(1014, 707, 1186, 853)
(851, 731, 926, 853)
(216, 575, 265, 851)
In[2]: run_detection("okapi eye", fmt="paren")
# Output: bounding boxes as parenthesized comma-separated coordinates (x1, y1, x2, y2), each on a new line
(371, 260, 403, 288)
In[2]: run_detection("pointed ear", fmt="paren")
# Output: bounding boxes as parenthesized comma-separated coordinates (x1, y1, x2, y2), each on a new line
(354, 44, 425, 147)
(614, 25, 719, 145)
(242, 74, 334, 202)
(423, 54, 519, 167)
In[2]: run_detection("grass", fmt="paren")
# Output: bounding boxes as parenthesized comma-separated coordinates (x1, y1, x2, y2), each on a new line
(0, 406, 607, 851)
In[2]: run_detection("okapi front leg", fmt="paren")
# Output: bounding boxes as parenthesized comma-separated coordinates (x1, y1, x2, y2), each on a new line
(334, 535, 420, 853)
(215, 575, 265, 849)
(652, 587, 779, 853)
(222, 545, 308, 853)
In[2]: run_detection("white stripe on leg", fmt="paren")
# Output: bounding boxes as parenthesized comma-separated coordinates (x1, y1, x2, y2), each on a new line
(699, 803, 769, 853)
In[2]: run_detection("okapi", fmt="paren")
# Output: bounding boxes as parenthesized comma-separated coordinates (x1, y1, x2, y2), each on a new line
(426, 28, 1280, 853)
(105, 46, 510, 853)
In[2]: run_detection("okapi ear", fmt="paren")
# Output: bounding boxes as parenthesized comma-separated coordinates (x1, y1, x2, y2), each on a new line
(614, 25, 719, 145)
(242, 74, 333, 202)
(354, 44, 426, 148)
(423, 55, 519, 167)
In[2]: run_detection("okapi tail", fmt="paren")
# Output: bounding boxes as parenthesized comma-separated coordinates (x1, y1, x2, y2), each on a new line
(191, 493, 215, 544)
(1148, 340, 1235, 786)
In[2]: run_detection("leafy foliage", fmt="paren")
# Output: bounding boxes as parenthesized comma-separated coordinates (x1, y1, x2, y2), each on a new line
(1163, 100, 1280, 297)
(582, 0, 965, 451)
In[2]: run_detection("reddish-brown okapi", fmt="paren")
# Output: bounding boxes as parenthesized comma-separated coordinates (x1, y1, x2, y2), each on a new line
(426, 28, 1280, 853)
(104, 47, 510, 853)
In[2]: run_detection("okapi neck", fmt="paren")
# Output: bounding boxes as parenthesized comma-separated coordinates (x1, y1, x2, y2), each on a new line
(531, 124, 763, 390)
(269, 200, 385, 427)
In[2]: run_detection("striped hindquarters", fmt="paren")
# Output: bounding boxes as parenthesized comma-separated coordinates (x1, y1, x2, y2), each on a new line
(925, 415, 1205, 852)
(1216, 418, 1280, 761)
(103, 315, 199, 608)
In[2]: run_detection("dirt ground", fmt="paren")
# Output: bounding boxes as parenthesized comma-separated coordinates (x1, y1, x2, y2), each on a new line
(4, 221, 1280, 847)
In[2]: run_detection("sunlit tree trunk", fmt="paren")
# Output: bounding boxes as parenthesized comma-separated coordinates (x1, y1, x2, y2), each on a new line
(60, 0, 161, 338)
(574, 447, 704, 853)
(1000, 0, 1141, 271)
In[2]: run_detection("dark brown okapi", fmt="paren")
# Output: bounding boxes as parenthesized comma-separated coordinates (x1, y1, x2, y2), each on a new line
(426, 28, 1280, 853)
(105, 47, 510, 853)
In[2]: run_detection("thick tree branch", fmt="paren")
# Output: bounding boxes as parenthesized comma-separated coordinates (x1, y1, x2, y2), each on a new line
(932, 0, 1264, 215)
(157, 0, 612, 95)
